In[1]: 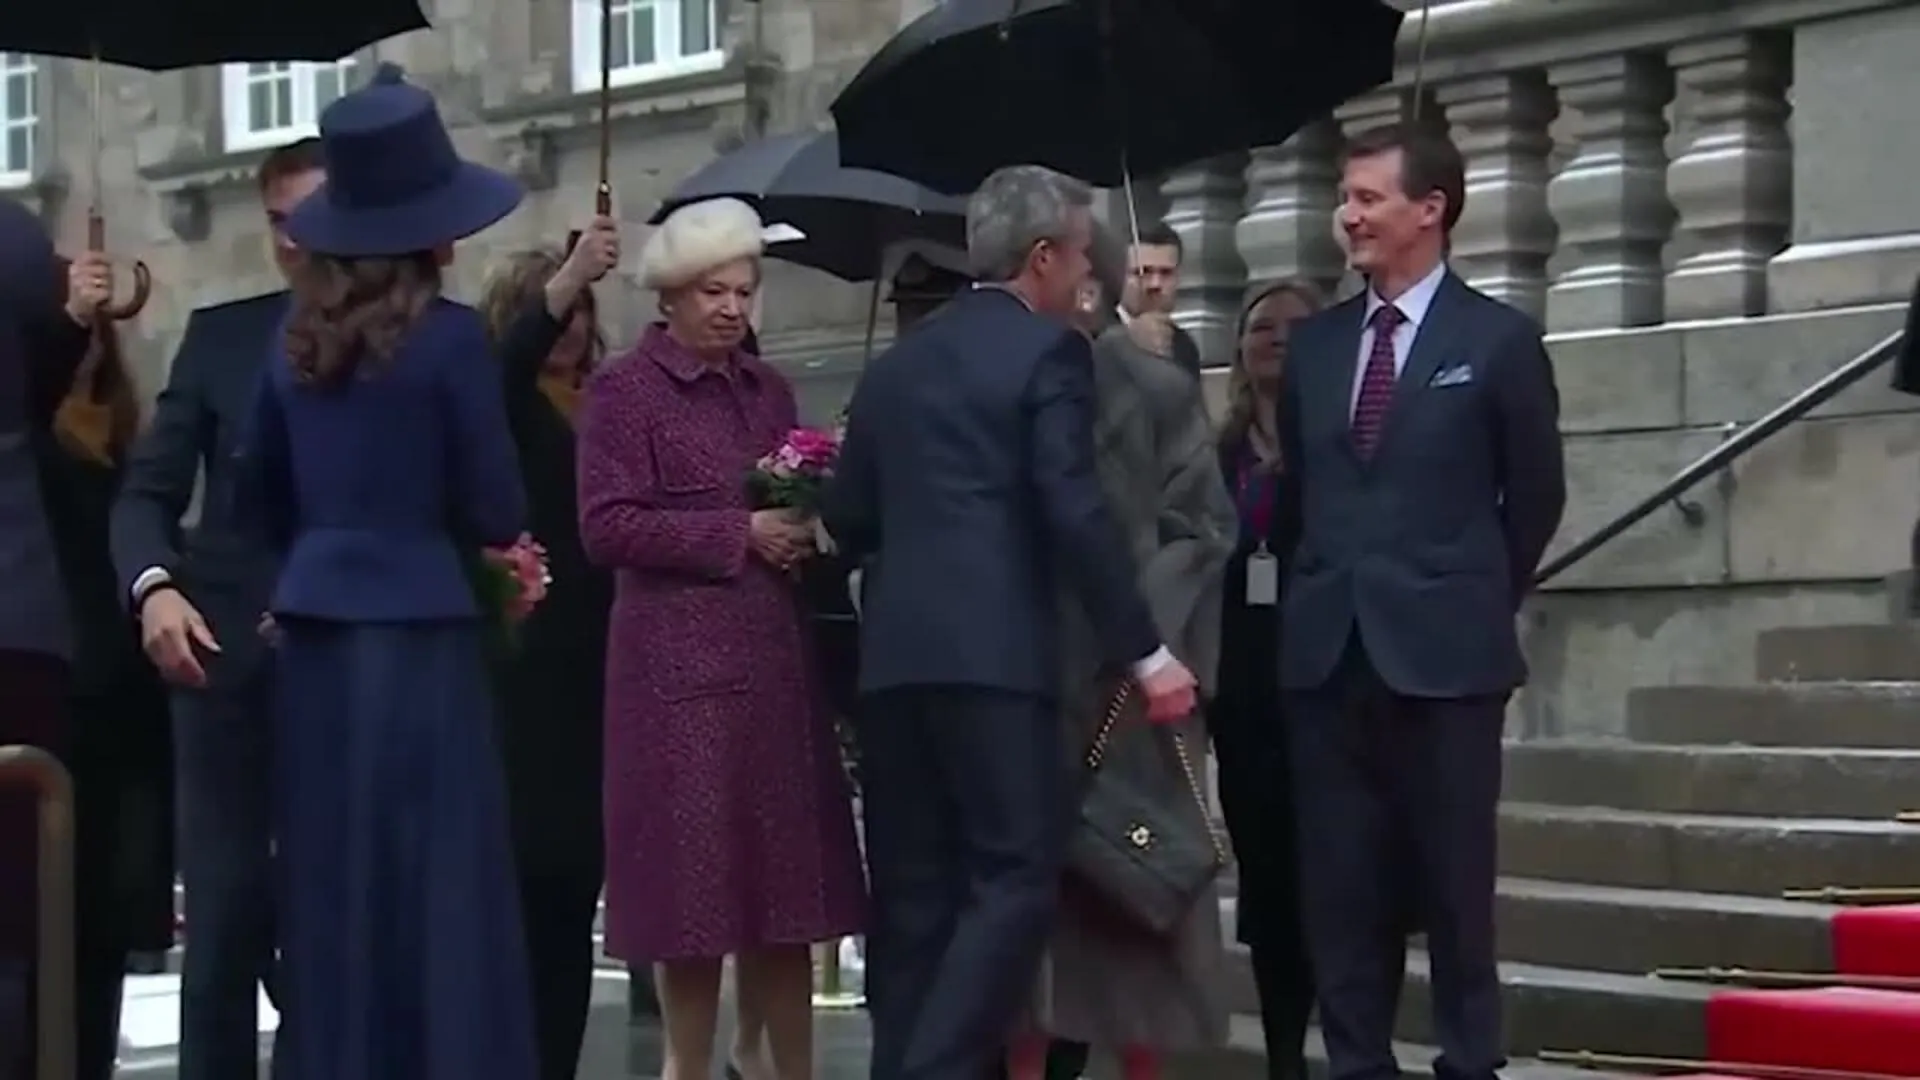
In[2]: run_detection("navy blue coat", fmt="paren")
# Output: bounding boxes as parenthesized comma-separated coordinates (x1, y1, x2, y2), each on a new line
(239, 298, 526, 621)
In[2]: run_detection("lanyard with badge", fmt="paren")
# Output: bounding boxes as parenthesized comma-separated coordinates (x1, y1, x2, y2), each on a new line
(1237, 464, 1279, 607)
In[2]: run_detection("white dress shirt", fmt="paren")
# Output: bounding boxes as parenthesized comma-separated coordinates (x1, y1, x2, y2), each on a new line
(1350, 260, 1448, 418)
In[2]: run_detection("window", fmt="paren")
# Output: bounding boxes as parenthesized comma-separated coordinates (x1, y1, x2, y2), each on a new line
(220, 58, 357, 152)
(0, 53, 36, 188)
(571, 0, 726, 92)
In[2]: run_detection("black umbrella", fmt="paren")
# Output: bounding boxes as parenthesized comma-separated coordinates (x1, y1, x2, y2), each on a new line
(3, 1, 427, 68)
(0, 0, 429, 318)
(650, 129, 966, 283)
(830, 0, 1406, 195)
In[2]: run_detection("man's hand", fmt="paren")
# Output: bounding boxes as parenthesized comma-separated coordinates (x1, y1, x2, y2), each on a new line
(1137, 658, 1199, 724)
(747, 509, 815, 571)
(1126, 311, 1176, 358)
(257, 613, 282, 648)
(64, 251, 112, 326)
(139, 589, 220, 687)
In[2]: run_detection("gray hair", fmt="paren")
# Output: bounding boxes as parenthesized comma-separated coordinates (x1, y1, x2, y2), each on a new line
(965, 165, 1094, 283)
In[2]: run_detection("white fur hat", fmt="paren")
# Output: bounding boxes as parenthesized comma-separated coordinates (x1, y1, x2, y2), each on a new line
(639, 197, 767, 290)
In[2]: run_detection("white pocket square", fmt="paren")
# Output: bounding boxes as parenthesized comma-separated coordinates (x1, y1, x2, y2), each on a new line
(1429, 364, 1474, 388)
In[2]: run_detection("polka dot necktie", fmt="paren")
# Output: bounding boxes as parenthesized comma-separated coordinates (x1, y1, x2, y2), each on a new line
(1352, 303, 1404, 459)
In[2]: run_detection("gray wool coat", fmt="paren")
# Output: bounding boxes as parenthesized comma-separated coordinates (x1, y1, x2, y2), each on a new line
(1031, 322, 1240, 1052)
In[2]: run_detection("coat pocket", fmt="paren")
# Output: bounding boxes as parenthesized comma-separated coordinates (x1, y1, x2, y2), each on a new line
(650, 428, 727, 495)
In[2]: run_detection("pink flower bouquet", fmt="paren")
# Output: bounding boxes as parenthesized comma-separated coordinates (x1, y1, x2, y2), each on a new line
(747, 426, 839, 513)
(470, 533, 551, 649)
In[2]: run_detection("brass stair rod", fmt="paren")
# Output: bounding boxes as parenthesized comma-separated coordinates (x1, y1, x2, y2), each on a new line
(1781, 885, 1920, 903)
(1540, 1049, 1912, 1080)
(1652, 966, 1920, 992)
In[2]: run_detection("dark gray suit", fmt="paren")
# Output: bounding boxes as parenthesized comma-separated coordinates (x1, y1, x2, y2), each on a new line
(110, 292, 285, 1080)
(824, 288, 1160, 1080)
(1276, 270, 1564, 1080)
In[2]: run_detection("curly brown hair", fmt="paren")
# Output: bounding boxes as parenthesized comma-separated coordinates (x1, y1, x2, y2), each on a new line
(284, 252, 443, 387)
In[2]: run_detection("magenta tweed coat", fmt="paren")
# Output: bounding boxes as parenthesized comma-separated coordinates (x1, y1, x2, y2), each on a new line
(576, 323, 865, 961)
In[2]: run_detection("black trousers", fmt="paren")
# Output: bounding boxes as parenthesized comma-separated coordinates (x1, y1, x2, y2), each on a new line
(858, 686, 1069, 1080)
(517, 866, 604, 1080)
(1287, 637, 1505, 1080)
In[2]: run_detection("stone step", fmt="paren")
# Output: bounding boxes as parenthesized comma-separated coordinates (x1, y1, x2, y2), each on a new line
(1757, 625, 1920, 682)
(1502, 742, 1920, 817)
(1222, 880, 1835, 977)
(1223, 947, 1711, 1059)
(1491, 877, 1836, 975)
(1498, 803, 1920, 895)
(1158, 1018, 1638, 1080)
(1627, 683, 1920, 749)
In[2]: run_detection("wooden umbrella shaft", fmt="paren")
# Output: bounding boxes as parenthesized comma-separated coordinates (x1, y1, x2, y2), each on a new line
(597, 0, 613, 215)
(0, 746, 75, 1080)
(1540, 1050, 1913, 1080)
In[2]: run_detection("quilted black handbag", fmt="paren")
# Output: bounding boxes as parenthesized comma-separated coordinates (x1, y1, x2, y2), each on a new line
(1066, 679, 1226, 936)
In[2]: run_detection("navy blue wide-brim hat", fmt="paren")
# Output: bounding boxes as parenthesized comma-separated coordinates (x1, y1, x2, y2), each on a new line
(286, 62, 523, 258)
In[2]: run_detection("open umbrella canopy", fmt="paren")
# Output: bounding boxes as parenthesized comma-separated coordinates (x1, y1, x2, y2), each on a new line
(652, 129, 966, 283)
(831, 0, 1405, 195)
(0, 0, 428, 68)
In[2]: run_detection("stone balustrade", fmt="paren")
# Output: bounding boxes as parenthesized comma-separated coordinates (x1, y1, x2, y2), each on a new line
(1153, 0, 1915, 365)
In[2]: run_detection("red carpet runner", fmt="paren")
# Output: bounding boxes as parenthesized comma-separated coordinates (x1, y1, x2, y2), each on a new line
(1697, 904, 1920, 1077)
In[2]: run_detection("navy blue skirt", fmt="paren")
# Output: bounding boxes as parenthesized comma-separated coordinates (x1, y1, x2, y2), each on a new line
(270, 618, 537, 1080)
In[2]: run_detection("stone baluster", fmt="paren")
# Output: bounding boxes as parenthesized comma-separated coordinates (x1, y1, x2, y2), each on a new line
(1544, 53, 1676, 331)
(1161, 154, 1248, 368)
(1435, 72, 1560, 321)
(1664, 33, 1791, 320)
(1235, 119, 1345, 297)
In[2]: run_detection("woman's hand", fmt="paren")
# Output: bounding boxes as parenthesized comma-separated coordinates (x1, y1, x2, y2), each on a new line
(748, 509, 815, 570)
(546, 215, 620, 317)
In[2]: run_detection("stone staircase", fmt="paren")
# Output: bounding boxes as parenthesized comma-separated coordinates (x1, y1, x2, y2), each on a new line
(1178, 622, 1920, 1080)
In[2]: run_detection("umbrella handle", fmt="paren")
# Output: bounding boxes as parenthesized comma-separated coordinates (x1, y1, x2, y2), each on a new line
(87, 210, 152, 322)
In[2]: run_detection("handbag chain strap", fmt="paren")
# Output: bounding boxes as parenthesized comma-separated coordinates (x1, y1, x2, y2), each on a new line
(1085, 680, 1228, 867)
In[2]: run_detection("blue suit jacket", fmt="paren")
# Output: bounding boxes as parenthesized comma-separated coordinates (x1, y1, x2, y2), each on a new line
(111, 291, 287, 680)
(238, 298, 527, 622)
(822, 287, 1159, 698)
(0, 197, 89, 659)
(1277, 271, 1566, 698)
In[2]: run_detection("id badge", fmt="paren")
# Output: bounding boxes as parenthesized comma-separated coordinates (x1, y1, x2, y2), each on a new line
(1245, 544, 1279, 607)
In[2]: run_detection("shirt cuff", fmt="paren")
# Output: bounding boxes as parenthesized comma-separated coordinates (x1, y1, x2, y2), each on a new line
(1130, 645, 1175, 681)
(131, 566, 172, 607)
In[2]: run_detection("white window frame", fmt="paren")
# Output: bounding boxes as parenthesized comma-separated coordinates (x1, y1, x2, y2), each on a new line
(0, 53, 37, 189)
(219, 58, 358, 153)
(570, 0, 726, 93)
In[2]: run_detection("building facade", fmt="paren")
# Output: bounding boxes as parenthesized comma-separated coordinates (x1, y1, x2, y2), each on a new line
(4, 0, 1920, 735)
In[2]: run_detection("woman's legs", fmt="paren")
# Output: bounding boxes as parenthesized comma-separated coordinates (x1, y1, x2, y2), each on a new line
(734, 944, 814, 1080)
(728, 978, 770, 1080)
(656, 957, 725, 1080)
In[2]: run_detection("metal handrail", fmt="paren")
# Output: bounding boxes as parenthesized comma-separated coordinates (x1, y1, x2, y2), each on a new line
(1535, 329, 1906, 585)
